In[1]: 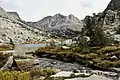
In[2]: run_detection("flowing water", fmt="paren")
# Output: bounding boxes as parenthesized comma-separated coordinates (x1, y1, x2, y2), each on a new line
(14, 44, 120, 80)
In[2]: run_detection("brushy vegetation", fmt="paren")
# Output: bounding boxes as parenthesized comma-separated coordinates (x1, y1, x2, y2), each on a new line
(0, 44, 13, 51)
(0, 71, 29, 80)
(35, 45, 120, 69)
(0, 67, 57, 80)
(14, 55, 34, 59)
(30, 68, 57, 79)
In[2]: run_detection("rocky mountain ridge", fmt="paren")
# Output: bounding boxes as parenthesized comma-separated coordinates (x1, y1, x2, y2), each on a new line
(104, 0, 120, 12)
(0, 7, 46, 44)
(82, 0, 120, 42)
(1, 0, 120, 43)
(27, 14, 83, 38)
(7, 12, 21, 20)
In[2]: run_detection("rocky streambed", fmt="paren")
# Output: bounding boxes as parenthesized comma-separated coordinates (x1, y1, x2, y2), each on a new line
(7, 43, 120, 80)
(37, 57, 120, 80)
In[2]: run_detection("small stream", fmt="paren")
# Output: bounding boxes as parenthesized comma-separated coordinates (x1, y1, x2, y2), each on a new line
(37, 57, 119, 80)
(15, 44, 120, 80)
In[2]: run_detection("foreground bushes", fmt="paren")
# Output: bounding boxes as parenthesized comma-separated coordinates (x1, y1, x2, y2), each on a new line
(0, 71, 29, 80)
(0, 67, 57, 80)
(0, 44, 13, 51)
(30, 68, 57, 79)
(35, 46, 120, 69)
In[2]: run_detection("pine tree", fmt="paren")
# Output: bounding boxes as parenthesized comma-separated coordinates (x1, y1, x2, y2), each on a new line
(83, 15, 110, 46)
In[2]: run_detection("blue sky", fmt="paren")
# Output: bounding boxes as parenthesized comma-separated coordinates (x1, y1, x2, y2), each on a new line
(0, 0, 111, 21)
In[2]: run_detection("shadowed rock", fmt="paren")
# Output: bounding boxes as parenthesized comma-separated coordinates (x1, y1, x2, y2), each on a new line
(104, 0, 120, 11)
(1, 56, 21, 71)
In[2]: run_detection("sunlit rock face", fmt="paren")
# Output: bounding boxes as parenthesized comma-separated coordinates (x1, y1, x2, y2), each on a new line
(7, 12, 21, 20)
(82, 0, 120, 42)
(0, 7, 46, 44)
(104, 0, 120, 11)
(102, 0, 120, 41)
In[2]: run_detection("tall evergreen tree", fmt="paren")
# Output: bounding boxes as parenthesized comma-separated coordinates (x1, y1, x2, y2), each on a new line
(83, 15, 110, 46)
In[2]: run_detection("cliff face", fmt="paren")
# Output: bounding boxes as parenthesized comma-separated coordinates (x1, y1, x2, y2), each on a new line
(0, 7, 45, 44)
(104, 0, 120, 11)
(82, 0, 120, 42)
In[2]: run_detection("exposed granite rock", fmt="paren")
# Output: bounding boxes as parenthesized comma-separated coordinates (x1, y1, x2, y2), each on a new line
(0, 7, 46, 44)
(7, 12, 21, 20)
(104, 0, 120, 11)
(82, 0, 120, 42)
(27, 14, 83, 38)
(1, 56, 20, 71)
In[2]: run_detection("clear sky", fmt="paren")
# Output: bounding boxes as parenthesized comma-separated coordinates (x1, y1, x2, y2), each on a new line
(0, 0, 111, 21)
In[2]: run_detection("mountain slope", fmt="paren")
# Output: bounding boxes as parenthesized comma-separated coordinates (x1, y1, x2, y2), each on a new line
(0, 7, 45, 44)
(82, 0, 120, 42)
(104, 0, 120, 11)
(28, 14, 83, 38)
(7, 12, 21, 20)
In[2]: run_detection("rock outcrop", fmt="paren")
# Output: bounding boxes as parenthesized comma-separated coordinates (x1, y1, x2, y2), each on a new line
(1, 56, 20, 71)
(1, 0, 120, 43)
(0, 7, 46, 44)
(104, 0, 120, 11)
(82, 0, 120, 42)
(7, 12, 21, 20)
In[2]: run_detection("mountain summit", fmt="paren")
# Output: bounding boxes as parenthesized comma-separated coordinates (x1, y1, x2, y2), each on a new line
(27, 14, 83, 38)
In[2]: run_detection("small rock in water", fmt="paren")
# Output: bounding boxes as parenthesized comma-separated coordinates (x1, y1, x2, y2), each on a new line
(51, 61, 57, 64)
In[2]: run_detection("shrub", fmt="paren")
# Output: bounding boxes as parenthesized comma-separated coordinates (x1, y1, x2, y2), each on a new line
(97, 46, 118, 53)
(0, 44, 13, 51)
(100, 61, 113, 68)
(30, 68, 56, 79)
(0, 71, 30, 80)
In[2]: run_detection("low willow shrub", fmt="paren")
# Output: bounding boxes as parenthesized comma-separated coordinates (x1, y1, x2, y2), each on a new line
(0, 71, 30, 80)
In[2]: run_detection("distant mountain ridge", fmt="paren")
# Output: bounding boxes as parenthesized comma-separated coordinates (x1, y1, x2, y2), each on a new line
(27, 14, 83, 38)
(1, 0, 120, 43)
